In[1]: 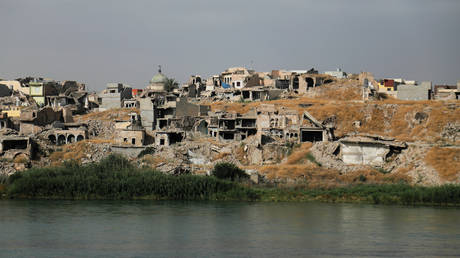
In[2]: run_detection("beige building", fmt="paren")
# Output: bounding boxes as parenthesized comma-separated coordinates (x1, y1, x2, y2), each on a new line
(221, 67, 252, 89)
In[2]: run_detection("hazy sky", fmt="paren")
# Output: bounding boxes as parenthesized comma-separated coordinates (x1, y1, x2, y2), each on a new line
(1, 0, 459, 91)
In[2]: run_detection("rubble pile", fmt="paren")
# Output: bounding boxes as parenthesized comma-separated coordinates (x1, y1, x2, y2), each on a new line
(0, 68, 458, 186)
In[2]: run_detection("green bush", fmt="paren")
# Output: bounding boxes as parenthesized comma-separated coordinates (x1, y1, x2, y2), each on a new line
(5, 155, 259, 201)
(211, 162, 248, 181)
(0, 174, 8, 184)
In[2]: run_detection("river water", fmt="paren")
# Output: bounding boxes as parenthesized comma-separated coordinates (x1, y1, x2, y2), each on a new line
(0, 200, 459, 257)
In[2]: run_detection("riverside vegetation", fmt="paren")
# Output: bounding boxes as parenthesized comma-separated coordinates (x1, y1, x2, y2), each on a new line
(0, 155, 459, 206)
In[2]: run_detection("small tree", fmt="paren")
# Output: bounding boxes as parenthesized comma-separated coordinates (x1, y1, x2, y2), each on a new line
(165, 78, 179, 92)
(211, 162, 248, 181)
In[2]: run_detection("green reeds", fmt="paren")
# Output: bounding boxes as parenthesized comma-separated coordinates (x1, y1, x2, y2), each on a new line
(6, 155, 259, 201)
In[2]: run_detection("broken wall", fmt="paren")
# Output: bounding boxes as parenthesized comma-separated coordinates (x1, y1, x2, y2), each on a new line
(340, 142, 389, 165)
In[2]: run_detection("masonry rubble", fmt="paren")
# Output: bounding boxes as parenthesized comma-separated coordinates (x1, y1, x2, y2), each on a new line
(0, 66, 456, 182)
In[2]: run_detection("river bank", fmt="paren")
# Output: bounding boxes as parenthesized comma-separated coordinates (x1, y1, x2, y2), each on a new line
(1, 155, 460, 206)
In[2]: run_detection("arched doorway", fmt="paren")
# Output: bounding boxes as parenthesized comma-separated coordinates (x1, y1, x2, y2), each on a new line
(292, 76, 299, 89)
(196, 120, 208, 135)
(305, 77, 314, 89)
(48, 134, 56, 144)
(57, 135, 66, 145)
(67, 134, 75, 143)
(76, 135, 84, 142)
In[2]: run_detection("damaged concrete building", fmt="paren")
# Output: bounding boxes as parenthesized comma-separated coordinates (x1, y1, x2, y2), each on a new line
(338, 134, 407, 165)
(138, 69, 210, 146)
(0, 136, 34, 160)
(207, 111, 257, 142)
(114, 113, 145, 147)
(206, 105, 332, 145)
(47, 122, 88, 145)
(299, 111, 333, 143)
(99, 83, 133, 111)
(19, 107, 65, 135)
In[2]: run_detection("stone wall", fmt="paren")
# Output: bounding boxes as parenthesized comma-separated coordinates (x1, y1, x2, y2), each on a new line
(397, 82, 431, 100)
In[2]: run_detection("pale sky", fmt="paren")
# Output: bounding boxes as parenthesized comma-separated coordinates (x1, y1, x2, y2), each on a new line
(1, 0, 459, 91)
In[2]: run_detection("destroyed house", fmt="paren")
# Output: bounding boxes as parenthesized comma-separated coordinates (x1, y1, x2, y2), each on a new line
(0, 113, 13, 130)
(338, 134, 407, 165)
(99, 83, 132, 110)
(256, 105, 301, 144)
(299, 111, 331, 143)
(155, 130, 185, 146)
(240, 87, 283, 101)
(433, 85, 459, 100)
(207, 111, 257, 142)
(0, 80, 28, 95)
(325, 68, 347, 79)
(47, 122, 88, 145)
(123, 99, 139, 108)
(0, 136, 33, 159)
(60, 81, 85, 94)
(207, 112, 237, 141)
(115, 125, 145, 147)
(140, 95, 209, 131)
(235, 113, 257, 140)
(20, 107, 64, 135)
(29, 80, 59, 106)
(290, 73, 324, 94)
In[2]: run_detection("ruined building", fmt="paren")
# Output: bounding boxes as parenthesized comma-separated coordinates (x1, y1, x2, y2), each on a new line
(99, 83, 133, 111)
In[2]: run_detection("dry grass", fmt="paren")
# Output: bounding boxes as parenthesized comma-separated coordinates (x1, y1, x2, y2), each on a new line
(49, 139, 112, 166)
(306, 103, 365, 137)
(315, 83, 362, 101)
(75, 108, 139, 122)
(13, 154, 29, 164)
(212, 152, 231, 161)
(258, 140, 410, 186)
(258, 143, 319, 180)
(50, 142, 89, 165)
(285, 143, 312, 164)
(425, 147, 460, 182)
(259, 164, 319, 180)
(209, 79, 458, 144)
(259, 164, 410, 187)
(142, 154, 163, 167)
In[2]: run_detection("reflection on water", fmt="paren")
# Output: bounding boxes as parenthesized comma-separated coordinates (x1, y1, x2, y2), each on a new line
(0, 200, 459, 257)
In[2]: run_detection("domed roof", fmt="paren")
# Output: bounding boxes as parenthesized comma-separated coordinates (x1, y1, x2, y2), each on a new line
(150, 73, 167, 84)
(150, 66, 167, 84)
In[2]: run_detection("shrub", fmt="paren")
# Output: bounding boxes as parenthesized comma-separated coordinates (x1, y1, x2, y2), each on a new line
(375, 167, 390, 174)
(0, 174, 8, 184)
(138, 147, 155, 158)
(358, 174, 367, 182)
(5, 156, 259, 201)
(211, 162, 248, 181)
